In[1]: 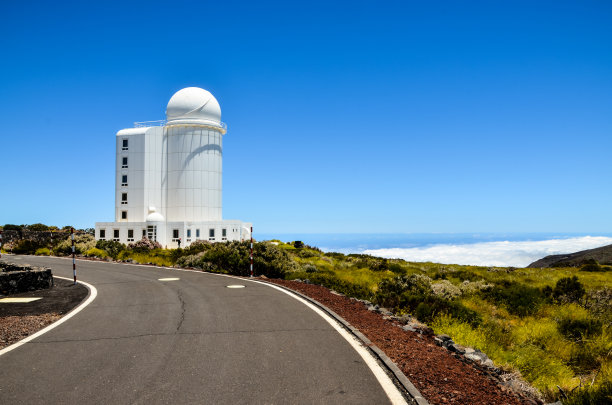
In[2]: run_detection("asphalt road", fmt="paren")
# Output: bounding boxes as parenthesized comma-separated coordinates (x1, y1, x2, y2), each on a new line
(0, 255, 398, 404)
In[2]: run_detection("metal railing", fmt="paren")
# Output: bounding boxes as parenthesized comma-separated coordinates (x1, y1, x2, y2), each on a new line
(134, 120, 167, 128)
(133, 120, 227, 130)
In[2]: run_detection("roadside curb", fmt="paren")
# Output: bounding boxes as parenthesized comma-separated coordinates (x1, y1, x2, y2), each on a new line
(0, 276, 97, 357)
(261, 280, 430, 405)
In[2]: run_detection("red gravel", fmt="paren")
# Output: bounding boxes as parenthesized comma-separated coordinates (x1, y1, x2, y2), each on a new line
(0, 313, 61, 349)
(269, 279, 529, 405)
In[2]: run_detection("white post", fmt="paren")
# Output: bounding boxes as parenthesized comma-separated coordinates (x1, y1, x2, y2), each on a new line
(71, 228, 76, 285)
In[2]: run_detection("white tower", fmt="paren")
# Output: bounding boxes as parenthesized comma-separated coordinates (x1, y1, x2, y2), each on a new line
(165, 87, 223, 222)
(95, 87, 251, 247)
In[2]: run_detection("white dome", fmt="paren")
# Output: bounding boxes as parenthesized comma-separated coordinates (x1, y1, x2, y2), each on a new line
(146, 212, 165, 222)
(165, 87, 221, 126)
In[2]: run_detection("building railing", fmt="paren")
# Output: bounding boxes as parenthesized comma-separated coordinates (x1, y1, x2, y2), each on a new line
(133, 120, 227, 130)
(134, 120, 166, 128)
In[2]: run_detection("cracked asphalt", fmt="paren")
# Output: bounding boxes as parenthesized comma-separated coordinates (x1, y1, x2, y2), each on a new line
(0, 256, 392, 404)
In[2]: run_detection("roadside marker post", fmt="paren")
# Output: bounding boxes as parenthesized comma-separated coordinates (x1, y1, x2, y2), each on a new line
(250, 226, 253, 277)
(71, 228, 76, 285)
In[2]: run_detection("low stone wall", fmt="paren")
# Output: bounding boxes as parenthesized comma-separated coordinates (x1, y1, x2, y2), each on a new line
(1, 230, 70, 247)
(0, 262, 54, 295)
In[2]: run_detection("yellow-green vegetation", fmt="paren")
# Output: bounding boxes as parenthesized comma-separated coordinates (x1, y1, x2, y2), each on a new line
(84, 248, 109, 259)
(274, 241, 612, 404)
(34, 247, 51, 256)
(117, 249, 175, 267)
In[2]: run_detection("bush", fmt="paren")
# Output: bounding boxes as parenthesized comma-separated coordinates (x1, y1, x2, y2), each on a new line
(177, 241, 297, 279)
(557, 318, 603, 341)
(553, 276, 585, 303)
(3, 224, 23, 231)
(128, 238, 162, 253)
(27, 223, 49, 231)
(12, 240, 44, 255)
(375, 274, 481, 325)
(53, 234, 95, 256)
(293, 240, 304, 248)
(288, 272, 372, 300)
(35, 248, 51, 256)
(483, 281, 545, 317)
(302, 264, 318, 273)
(96, 240, 126, 259)
(85, 248, 109, 259)
(562, 381, 612, 405)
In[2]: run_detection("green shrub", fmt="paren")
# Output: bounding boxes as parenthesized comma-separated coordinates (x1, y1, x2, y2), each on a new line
(287, 271, 372, 300)
(562, 381, 612, 405)
(96, 240, 126, 259)
(293, 240, 304, 248)
(27, 223, 49, 231)
(483, 281, 545, 316)
(127, 238, 162, 253)
(12, 240, 44, 255)
(2, 224, 23, 231)
(35, 248, 51, 256)
(324, 252, 345, 260)
(553, 276, 585, 303)
(54, 234, 95, 256)
(557, 318, 603, 341)
(85, 248, 109, 259)
(177, 241, 296, 279)
(302, 264, 319, 273)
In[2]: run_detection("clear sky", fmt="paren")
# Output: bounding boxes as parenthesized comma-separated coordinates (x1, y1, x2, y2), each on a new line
(1, 0, 611, 234)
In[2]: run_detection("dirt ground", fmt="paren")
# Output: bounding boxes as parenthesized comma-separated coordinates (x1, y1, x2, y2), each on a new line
(0, 278, 88, 349)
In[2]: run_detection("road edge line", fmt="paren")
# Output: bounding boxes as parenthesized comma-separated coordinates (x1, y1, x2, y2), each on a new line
(247, 279, 410, 405)
(253, 280, 430, 405)
(0, 276, 98, 357)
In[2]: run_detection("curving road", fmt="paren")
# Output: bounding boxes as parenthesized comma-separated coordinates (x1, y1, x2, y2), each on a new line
(0, 256, 405, 404)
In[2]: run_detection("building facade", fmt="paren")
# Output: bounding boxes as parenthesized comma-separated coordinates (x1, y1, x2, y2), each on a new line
(95, 87, 251, 247)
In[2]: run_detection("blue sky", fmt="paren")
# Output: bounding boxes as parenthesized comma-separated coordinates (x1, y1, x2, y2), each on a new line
(1, 0, 611, 234)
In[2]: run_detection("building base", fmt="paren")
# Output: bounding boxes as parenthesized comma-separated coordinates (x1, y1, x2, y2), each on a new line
(95, 220, 252, 248)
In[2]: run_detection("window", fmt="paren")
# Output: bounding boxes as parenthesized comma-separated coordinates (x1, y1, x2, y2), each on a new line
(187, 229, 191, 238)
(121, 175, 128, 187)
(113, 229, 120, 241)
(127, 229, 134, 242)
(222, 228, 227, 241)
(121, 210, 127, 220)
(122, 139, 128, 151)
(147, 225, 157, 241)
(172, 229, 180, 242)
(99, 229, 106, 239)
(122, 157, 128, 168)
(142, 229, 146, 237)
(196, 229, 200, 238)
(209, 228, 215, 241)
(121, 193, 128, 205)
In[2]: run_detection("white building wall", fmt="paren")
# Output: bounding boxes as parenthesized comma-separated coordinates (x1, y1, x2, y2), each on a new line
(166, 125, 223, 223)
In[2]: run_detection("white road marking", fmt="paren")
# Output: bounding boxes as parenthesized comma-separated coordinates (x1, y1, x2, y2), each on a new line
(0, 297, 42, 303)
(158, 277, 180, 281)
(226, 285, 245, 288)
(8, 256, 409, 404)
(0, 276, 98, 357)
(249, 280, 408, 405)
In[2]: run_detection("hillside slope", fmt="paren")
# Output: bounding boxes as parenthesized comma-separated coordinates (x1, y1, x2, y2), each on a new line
(528, 243, 612, 267)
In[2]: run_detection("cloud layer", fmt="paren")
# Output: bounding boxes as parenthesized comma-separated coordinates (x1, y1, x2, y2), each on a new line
(362, 236, 612, 267)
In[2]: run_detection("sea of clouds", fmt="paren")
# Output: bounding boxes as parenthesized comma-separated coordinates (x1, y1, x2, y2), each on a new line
(362, 236, 612, 267)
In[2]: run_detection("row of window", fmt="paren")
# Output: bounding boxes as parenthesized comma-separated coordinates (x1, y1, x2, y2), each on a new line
(100, 227, 228, 242)
(100, 228, 140, 242)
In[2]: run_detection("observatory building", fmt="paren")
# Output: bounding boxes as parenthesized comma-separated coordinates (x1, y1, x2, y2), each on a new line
(95, 87, 251, 247)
